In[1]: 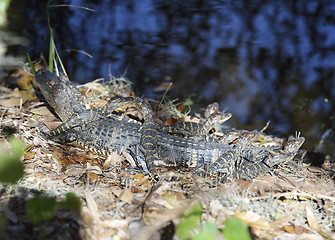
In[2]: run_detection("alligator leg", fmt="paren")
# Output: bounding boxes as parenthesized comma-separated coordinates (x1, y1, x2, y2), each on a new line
(43, 109, 101, 138)
(195, 149, 237, 181)
(41, 96, 134, 139)
(210, 160, 270, 185)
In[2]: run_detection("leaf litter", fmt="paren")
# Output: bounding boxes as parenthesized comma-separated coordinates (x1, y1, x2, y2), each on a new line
(0, 69, 334, 239)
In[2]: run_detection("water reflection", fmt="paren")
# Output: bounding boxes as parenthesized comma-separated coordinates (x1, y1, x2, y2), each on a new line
(9, 0, 335, 153)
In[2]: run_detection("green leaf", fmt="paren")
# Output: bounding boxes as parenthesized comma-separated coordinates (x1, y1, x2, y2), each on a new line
(27, 53, 36, 74)
(0, 138, 25, 184)
(184, 98, 193, 106)
(193, 222, 218, 240)
(176, 203, 203, 239)
(26, 196, 57, 223)
(223, 217, 252, 240)
(48, 29, 54, 72)
(64, 192, 82, 216)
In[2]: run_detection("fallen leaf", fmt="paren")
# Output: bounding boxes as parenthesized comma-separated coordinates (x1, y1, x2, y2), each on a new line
(24, 152, 35, 160)
(234, 211, 270, 230)
(163, 118, 178, 126)
(181, 115, 200, 123)
(81, 206, 94, 226)
(84, 191, 101, 221)
(30, 107, 54, 117)
(98, 219, 128, 228)
(103, 152, 123, 169)
(13, 90, 37, 100)
(270, 215, 290, 229)
(87, 172, 99, 180)
(65, 165, 85, 176)
(0, 98, 25, 107)
(283, 224, 308, 234)
(306, 206, 321, 233)
(112, 188, 133, 203)
(283, 225, 296, 234)
(123, 150, 137, 167)
(42, 121, 62, 130)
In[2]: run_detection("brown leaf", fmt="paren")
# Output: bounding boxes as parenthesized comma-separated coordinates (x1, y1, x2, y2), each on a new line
(42, 121, 62, 130)
(283, 225, 297, 234)
(306, 206, 322, 233)
(30, 107, 54, 118)
(17, 73, 34, 90)
(65, 165, 85, 176)
(234, 211, 270, 230)
(0, 98, 25, 107)
(13, 90, 37, 100)
(270, 215, 290, 229)
(84, 191, 102, 221)
(283, 224, 308, 234)
(24, 152, 35, 160)
(87, 172, 100, 180)
(162, 118, 178, 126)
(113, 188, 134, 203)
(103, 152, 123, 169)
(81, 206, 94, 226)
(181, 116, 200, 123)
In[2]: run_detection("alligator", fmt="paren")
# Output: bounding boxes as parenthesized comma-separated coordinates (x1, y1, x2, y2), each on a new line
(34, 69, 305, 184)
(161, 110, 232, 138)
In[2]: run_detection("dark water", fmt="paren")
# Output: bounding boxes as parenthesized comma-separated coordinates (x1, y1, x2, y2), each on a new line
(6, 0, 335, 153)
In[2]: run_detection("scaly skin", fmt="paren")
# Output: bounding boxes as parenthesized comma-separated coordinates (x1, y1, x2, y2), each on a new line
(135, 98, 159, 174)
(35, 69, 86, 121)
(34, 69, 306, 184)
(42, 96, 134, 139)
(161, 111, 232, 138)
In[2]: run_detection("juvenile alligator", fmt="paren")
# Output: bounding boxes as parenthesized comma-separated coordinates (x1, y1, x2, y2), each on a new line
(161, 110, 232, 138)
(34, 69, 305, 184)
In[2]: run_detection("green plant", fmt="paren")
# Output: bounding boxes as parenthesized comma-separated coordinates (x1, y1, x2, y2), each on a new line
(176, 203, 252, 240)
(0, 138, 25, 184)
(26, 192, 82, 223)
(223, 217, 252, 240)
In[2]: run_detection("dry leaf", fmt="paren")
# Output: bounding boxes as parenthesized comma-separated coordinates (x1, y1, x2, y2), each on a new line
(306, 206, 321, 233)
(98, 219, 128, 228)
(13, 90, 37, 100)
(283, 224, 308, 234)
(85, 191, 101, 221)
(208, 199, 225, 218)
(81, 206, 94, 226)
(24, 152, 35, 160)
(162, 118, 178, 126)
(234, 211, 270, 230)
(30, 107, 54, 117)
(270, 215, 290, 229)
(283, 224, 296, 234)
(0, 98, 25, 107)
(96, 230, 117, 239)
(65, 165, 85, 176)
(123, 150, 137, 167)
(113, 188, 133, 203)
(103, 152, 123, 169)
(181, 115, 200, 123)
